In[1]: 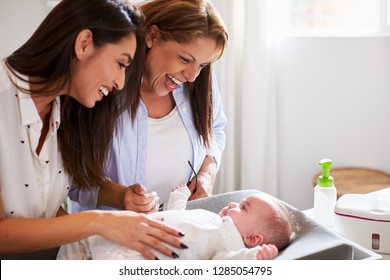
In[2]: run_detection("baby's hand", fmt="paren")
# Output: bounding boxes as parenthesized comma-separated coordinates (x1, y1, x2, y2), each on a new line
(256, 244, 278, 260)
(172, 184, 190, 195)
(163, 184, 191, 211)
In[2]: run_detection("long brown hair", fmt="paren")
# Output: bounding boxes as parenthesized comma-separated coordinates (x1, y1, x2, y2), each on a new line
(137, 0, 228, 148)
(5, 0, 145, 190)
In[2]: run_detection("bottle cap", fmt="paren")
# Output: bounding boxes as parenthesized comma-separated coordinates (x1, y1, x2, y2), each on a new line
(317, 159, 334, 187)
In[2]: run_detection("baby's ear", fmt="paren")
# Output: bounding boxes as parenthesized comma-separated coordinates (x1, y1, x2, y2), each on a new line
(243, 233, 263, 248)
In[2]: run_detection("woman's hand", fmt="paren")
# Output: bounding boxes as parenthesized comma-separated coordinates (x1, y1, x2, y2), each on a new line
(122, 184, 160, 213)
(256, 244, 278, 260)
(98, 182, 159, 212)
(187, 173, 211, 200)
(96, 210, 186, 260)
(187, 155, 217, 200)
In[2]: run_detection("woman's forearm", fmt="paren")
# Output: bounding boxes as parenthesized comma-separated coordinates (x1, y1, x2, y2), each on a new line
(0, 209, 186, 260)
(0, 211, 100, 255)
(197, 155, 217, 195)
(97, 180, 127, 209)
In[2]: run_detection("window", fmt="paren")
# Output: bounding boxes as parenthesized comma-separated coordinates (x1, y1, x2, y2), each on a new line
(281, 0, 390, 35)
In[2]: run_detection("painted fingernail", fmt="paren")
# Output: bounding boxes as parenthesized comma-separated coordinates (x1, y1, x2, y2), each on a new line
(172, 252, 179, 258)
(155, 257, 159, 260)
(178, 232, 185, 237)
(180, 243, 188, 249)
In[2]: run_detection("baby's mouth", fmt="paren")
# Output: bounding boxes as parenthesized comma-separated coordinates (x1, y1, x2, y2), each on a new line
(220, 209, 227, 216)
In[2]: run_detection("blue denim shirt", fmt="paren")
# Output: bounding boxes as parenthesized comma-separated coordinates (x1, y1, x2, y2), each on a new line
(68, 75, 227, 211)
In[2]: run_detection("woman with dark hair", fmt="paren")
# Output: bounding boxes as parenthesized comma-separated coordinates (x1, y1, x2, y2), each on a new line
(0, 0, 184, 260)
(69, 0, 228, 213)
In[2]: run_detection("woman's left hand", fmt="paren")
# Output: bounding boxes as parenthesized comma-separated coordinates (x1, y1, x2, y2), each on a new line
(187, 155, 217, 200)
(187, 171, 212, 200)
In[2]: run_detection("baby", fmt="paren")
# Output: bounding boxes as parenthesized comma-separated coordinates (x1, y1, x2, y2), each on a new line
(57, 187, 293, 260)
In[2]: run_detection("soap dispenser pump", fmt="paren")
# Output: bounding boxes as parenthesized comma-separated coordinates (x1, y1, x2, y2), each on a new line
(313, 159, 337, 228)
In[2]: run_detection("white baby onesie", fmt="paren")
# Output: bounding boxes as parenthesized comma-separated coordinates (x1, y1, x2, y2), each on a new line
(57, 187, 262, 260)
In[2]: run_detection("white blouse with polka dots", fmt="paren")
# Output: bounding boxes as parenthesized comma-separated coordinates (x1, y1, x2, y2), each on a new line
(0, 62, 71, 219)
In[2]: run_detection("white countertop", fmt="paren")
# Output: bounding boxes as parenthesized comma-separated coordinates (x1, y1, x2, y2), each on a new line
(303, 187, 390, 260)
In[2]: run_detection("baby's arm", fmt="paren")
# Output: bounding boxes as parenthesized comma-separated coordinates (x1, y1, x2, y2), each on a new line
(212, 244, 278, 260)
(163, 184, 191, 211)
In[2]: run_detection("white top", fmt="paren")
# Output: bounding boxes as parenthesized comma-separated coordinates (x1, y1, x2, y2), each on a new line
(0, 62, 71, 218)
(144, 106, 193, 203)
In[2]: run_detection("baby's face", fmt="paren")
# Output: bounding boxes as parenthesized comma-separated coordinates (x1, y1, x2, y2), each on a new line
(218, 194, 274, 237)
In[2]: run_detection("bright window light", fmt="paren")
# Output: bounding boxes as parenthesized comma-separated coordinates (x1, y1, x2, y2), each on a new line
(281, 0, 389, 35)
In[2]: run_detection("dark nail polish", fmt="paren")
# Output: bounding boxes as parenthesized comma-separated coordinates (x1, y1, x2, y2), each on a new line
(178, 232, 185, 237)
(155, 257, 159, 260)
(172, 252, 179, 258)
(180, 243, 188, 249)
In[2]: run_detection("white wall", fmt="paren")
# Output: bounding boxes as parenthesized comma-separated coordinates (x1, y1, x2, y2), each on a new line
(277, 37, 390, 209)
(0, 0, 48, 59)
(2, 1, 390, 210)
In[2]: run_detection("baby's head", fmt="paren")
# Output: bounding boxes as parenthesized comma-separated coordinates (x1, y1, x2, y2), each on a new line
(219, 193, 293, 250)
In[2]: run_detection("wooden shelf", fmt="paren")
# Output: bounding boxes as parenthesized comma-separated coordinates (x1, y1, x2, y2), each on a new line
(312, 167, 390, 198)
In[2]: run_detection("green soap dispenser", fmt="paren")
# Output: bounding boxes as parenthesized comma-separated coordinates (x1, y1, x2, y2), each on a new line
(313, 159, 337, 227)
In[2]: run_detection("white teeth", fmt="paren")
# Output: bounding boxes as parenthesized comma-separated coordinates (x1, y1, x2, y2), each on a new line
(99, 86, 109, 96)
(167, 74, 182, 85)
